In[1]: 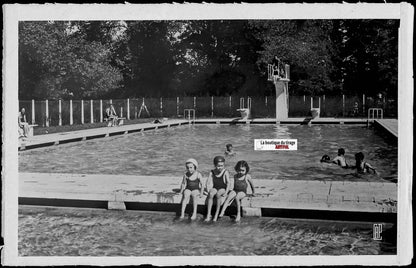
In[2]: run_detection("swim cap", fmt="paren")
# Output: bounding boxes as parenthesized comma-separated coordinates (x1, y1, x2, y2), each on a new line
(320, 155, 330, 162)
(185, 158, 198, 169)
(213, 156, 225, 165)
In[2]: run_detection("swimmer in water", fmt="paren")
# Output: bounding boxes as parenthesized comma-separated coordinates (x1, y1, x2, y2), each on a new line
(350, 152, 378, 175)
(320, 154, 331, 163)
(332, 148, 349, 168)
(179, 158, 204, 220)
(219, 160, 255, 222)
(205, 156, 231, 222)
(224, 143, 236, 157)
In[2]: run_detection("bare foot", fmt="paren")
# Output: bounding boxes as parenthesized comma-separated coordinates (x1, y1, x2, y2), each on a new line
(204, 216, 211, 222)
(179, 215, 185, 220)
(190, 215, 197, 220)
(235, 216, 241, 222)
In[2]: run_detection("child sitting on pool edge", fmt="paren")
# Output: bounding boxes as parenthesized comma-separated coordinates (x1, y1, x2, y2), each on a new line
(350, 152, 378, 175)
(219, 160, 255, 222)
(205, 155, 231, 222)
(179, 158, 204, 220)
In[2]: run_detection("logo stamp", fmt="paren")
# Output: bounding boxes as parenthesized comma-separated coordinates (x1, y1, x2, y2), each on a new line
(373, 223, 383, 240)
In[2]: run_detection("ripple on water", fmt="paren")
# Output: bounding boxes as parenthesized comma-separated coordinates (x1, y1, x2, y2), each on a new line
(19, 125, 397, 182)
(18, 206, 395, 256)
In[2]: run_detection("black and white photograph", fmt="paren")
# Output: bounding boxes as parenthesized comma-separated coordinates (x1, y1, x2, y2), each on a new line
(2, 3, 413, 266)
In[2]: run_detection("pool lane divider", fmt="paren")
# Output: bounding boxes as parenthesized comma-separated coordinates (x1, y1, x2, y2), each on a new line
(19, 172, 397, 222)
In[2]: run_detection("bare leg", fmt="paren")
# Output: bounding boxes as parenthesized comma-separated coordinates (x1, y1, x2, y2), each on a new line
(190, 190, 199, 220)
(18, 126, 24, 138)
(180, 189, 191, 219)
(213, 189, 226, 221)
(235, 192, 246, 222)
(23, 123, 30, 137)
(205, 189, 217, 221)
(219, 190, 236, 217)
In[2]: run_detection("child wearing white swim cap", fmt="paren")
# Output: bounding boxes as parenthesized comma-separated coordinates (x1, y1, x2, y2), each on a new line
(179, 158, 204, 220)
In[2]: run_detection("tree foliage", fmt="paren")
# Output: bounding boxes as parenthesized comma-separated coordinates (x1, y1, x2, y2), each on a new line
(18, 19, 398, 99)
(19, 21, 123, 99)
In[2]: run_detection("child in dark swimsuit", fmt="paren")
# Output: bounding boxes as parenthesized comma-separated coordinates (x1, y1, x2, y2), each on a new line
(179, 158, 204, 220)
(219, 160, 255, 222)
(205, 156, 231, 222)
(350, 152, 378, 175)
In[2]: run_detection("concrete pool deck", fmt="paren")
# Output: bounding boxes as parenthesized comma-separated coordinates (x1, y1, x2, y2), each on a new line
(18, 117, 397, 151)
(18, 117, 397, 221)
(19, 172, 397, 222)
(18, 119, 191, 150)
(373, 119, 398, 138)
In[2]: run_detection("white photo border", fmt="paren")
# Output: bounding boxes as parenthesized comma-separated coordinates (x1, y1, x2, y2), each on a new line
(2, 3, 414, 266)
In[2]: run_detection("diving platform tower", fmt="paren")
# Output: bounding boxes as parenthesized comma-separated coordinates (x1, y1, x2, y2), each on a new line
(268, 58, 290, 121)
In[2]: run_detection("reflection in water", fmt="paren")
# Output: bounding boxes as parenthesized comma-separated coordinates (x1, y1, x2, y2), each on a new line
(19, 125, 397, 182)
(274, 124, 291, 139)
(18, 206, 396, 256)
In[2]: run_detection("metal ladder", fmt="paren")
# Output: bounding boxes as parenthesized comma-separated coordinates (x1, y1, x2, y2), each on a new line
(367, 108, 383, 127)
(184, 109, 195, 124)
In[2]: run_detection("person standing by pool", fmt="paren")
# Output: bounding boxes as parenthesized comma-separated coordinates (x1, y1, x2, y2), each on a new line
(219, 160, 255, 222)
(353, 102, 359, 117)
(179, 158, 204, 220)
(350, 152, 378, 175)
(18, 108, 30, 138)
(205, 156, 231, 222)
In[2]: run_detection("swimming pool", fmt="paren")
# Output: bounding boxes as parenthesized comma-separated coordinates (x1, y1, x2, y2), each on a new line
(19, 124, 397, 182)
(18, 206, 396, 256)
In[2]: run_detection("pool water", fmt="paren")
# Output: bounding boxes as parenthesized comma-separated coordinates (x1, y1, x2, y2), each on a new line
(18, 206, 396, 256)
(19, 124, 397, 182)
(18, 125, 398, 256)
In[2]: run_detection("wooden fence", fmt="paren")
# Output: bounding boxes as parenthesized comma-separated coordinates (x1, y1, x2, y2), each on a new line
(19, 95, 396, 127)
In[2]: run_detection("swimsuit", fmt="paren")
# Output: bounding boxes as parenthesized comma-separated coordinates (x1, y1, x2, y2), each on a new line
(357, 162, 370, 173)
(185, 173, 201, 191)
(233, 175, 248, 194)
(212, 170, 227, 190)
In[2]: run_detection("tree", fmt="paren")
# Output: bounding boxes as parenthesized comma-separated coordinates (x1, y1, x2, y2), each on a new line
(171, 20, 264, 96)
(249, 20, 337, 96)
(19, 21, 123, 99)
(332, 19, 398, 97)
(116, 21, 177, 98)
